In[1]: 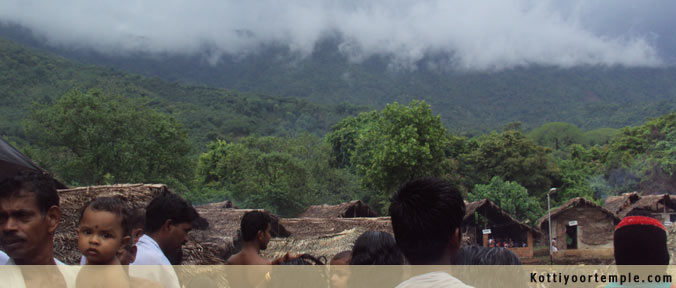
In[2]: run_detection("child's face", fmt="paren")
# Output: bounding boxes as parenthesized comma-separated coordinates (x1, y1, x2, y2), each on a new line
(329, 262, 350, 288)
(78, 207, 128, 265)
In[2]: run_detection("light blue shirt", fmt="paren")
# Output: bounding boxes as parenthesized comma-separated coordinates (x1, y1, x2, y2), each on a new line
(0, 251, 8, 265)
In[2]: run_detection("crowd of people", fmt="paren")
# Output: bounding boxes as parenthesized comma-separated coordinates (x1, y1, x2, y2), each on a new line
(0, 170, 673, 287)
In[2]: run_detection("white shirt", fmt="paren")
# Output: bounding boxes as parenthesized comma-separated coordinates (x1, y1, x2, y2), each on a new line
(396, 272, 473, 288)
(130, 234, 180, 288)
(0, 257, 79, 288)
(0, 251, 8, 265)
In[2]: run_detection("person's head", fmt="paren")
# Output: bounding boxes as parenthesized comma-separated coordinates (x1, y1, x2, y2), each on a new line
(453, 245, 522, 265)
(240, 211, 273, 250)
(128, 207, 145, 243)
(280, 254, 325, 265)
(614, 214, 669, 265)
(78, 197, 131, 265)
(349, 231, 404, 265)
(269, 254, 327, 288)
(116, 207, 145, 266)
(144, 191, 198, 259)
(389, 178, 465, 265)
(0, 170, 60, 263)
(330, 250, 352, 265)
(329, 251, 352, 288)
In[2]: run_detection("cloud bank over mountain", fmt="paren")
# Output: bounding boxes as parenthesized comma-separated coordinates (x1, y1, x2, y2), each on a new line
(1, 0, 673, 70)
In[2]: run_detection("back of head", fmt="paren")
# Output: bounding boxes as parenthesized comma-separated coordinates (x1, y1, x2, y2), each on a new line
(128, 207, 145, 230)
(0, 170, 59, 214)
(389, 178, 465, 264)
(330, 250, 352, 265)
(240, 211, 272, 242)
(349, 231, 404, 265)
(614, 214, 669, 265)
(144, 191, 198, 233)
(80, 196, 132, 237)
(271, 254, 327, 288)
(280, 254, 326, 265)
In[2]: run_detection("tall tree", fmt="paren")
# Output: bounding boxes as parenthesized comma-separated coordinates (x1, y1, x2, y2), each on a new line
(470, 176, 543, 224)
(461, 130, 561, 200)
(25, 89, 192, 187)
(349, 100, 452, 211)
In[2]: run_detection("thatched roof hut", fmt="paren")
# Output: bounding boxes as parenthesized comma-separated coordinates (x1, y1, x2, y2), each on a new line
(538, 197, 619, 250)
(298, 200, 378, 218)
(604, 192, 640, 215)
(262, 217, 392, 261)
(55, 184, 169, 264)
(280, 217, 392, 238)
(262, 227, 366, 261)
(605, 193, 676, 219)
(538, 197, 618, 229)
(463, 199, 540, 257)
(464, 199, 540, 237)
(619, 194, 676, 219)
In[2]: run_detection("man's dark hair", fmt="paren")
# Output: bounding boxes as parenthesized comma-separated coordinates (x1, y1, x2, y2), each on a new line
(453, 245, 522, 265)
(0, 170, 59, 214)
(389, 178, 465, 264)
(331, 250, 352, 263)
(350, 231, 404, 265)
(79, 196, 132, 237)
(128, 207, 145, 229)
(240, 211, 272, 242)
(280, 254, 326, 265)
(144, 191, 198, 233)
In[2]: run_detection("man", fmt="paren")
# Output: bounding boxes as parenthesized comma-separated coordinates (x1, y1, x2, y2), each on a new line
(0, 170, 78, 288)
(227, 211, 274, 265)
(226, 211, 295, 287)
(389, 178, 472, 288)
(130, 191, 198, 288)
(614, 210, 669, 265)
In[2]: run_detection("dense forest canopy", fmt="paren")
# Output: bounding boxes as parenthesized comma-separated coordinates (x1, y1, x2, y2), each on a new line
(3, 35, 676, 220)
(3, 26, 676, 135)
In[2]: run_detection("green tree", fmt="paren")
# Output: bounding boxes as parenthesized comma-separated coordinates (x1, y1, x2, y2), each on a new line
(461, 130, 561, 199)
(25, 89, 192, 187)
(325, 111, 379, 168)
(194, 135, 363, 216)
(585, 128, 619, 146)
(527, 122, 587, 151)
(350, 100, 452, 211)
(469, 176, 543, 224)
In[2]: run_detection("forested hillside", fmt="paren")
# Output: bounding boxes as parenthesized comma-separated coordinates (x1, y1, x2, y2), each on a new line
(4, 24, 676, 134)
(0, 37, 365, 151)
(4, 34, 676, 220)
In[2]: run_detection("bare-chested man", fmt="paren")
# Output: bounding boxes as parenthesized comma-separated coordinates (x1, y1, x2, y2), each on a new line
(227, 211, 276, 265)
(226, 211, 297, 287)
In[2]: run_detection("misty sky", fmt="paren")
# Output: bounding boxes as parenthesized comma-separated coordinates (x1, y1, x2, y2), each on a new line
(1, 0, 674, 70)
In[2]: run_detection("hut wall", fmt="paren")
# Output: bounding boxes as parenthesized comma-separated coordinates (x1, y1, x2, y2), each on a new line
(552, 207, 614, 250)
(508, 231, 534, 258)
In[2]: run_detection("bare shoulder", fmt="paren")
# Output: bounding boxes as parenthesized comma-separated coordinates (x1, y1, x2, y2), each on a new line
(226, 252, 243, 265)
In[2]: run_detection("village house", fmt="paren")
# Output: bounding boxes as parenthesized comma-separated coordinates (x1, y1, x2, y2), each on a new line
(538, 197, 619, 257)
(298, 200, 379, 218)
(463, 199, 541, 258)
(605, 192, 676, 222)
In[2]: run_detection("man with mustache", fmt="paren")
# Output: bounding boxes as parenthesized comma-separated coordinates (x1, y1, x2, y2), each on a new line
(0, 170, 77, 288)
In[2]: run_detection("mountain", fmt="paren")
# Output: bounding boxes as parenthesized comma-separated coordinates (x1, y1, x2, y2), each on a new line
(3, 24, 676, 135)
(0, 36, 365, 152)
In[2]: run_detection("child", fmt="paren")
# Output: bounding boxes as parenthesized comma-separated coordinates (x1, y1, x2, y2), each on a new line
(76, 197, 133, 287)
(78, 197, 131, 265)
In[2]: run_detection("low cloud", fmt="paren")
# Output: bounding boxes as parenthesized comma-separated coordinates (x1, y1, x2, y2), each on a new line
(0, 0, 669, 70)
